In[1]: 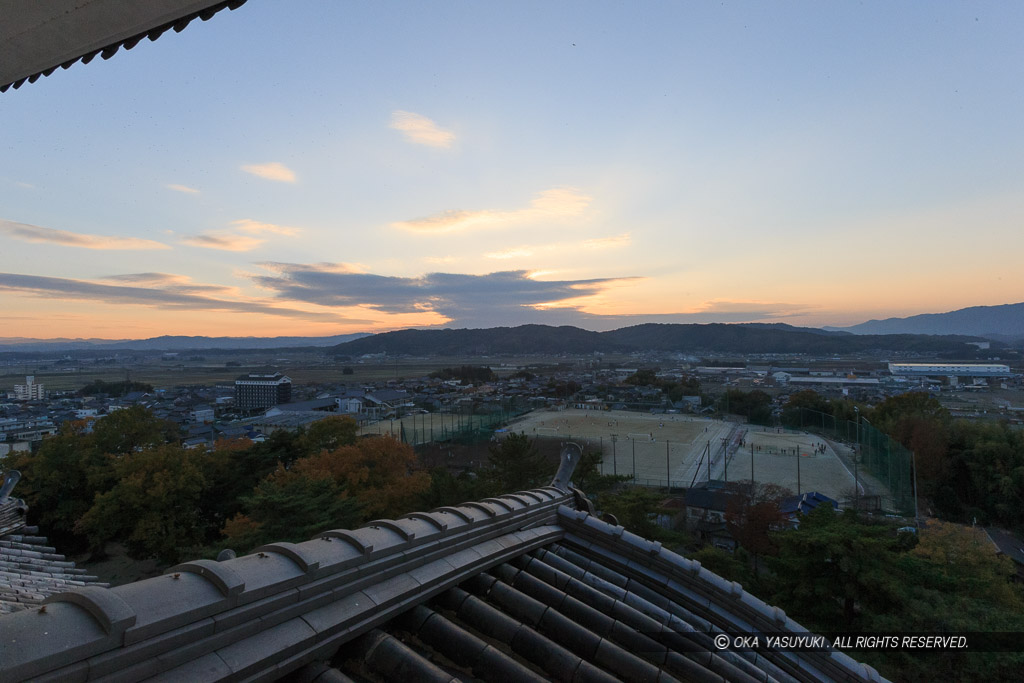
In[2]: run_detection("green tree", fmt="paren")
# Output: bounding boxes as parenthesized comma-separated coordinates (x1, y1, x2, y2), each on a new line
(221, 468, 364, 554)
(77, 444, 208, 564)
(779, 390, 832, 428)
(598, 487, 666, 538)
(301, 415, 358, 453)
(485, 432, 552, 493)
(768, 506, 905, 626)
(5, 420, 109, 553)
(92, 405, 176, 454)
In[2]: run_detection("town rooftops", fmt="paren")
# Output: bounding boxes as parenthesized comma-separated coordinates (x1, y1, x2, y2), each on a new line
(0, 451, 885, 682)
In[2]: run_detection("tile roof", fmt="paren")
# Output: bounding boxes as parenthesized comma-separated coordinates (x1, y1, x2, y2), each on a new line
(0, 452, 885, 682)
(0, 1, 249, 92)
(0, 471, 105, 616)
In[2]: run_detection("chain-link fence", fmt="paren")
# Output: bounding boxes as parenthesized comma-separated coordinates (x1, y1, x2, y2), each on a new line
(524, 432, 721, 491)
(787, 407, 916, 516)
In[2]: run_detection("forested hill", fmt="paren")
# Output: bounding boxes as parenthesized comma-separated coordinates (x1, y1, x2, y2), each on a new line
(331, 323, 989, 356)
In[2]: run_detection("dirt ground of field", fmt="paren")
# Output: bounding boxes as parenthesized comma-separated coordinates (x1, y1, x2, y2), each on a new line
(506, 408, 858, 501)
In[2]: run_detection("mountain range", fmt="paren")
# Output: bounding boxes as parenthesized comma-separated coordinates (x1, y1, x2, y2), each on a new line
(329, 323, 989, 357)
(0, 334, 371, 352)
(3, 302, 1020, 354)
(825, 302, 1024, 341)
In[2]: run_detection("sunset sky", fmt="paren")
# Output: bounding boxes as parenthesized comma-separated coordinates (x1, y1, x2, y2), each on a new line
(2, 2, 1023, 339)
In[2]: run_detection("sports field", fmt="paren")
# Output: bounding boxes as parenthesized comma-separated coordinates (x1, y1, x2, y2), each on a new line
(506, 408, 857, 501)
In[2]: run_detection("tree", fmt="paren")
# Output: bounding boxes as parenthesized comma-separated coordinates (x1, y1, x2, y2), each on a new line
(77, 444, 208, 564)
(301, 415, 358, 453)
(768, 506, 905, 627)
(624, 368, 658, 386)
(718, 389, 773, 425)
(92, 405, 176, 454)
(292, 436, 430, 519)
(779, 390, 832, 428)
(221, 467, 364, 554)
(723, 481, 791, 573)
(598, 487, 665, 538)
(484, 432, 552, 493)
(4, 420, 109, 553)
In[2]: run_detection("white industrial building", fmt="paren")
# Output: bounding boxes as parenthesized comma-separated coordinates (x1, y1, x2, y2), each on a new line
(888, 363, 1012, 377)
(888, 363, 1015, 386)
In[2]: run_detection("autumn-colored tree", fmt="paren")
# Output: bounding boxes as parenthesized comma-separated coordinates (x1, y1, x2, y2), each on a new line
(292, 436, 430, 519)
(912, 520, 1022, 607)
(723, 481, 792, 572)
(76, 444, 208, 564)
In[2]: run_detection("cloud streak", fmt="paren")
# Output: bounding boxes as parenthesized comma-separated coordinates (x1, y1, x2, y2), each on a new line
(241, 162, 297, 183)
(181, 219, 300, 252)
(166, 184, 200, 194)
(181, 234, 266, 252)
(393, 188, 592, 234)
(0, 219, 169, 250)
(389, 111, 455, 148)
(0, 272, 354, 323)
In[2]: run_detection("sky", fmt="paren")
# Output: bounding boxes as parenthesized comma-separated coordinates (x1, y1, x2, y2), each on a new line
(2, 1, 1023, 340)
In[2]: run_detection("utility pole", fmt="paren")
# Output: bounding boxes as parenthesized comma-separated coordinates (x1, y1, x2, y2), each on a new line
(665, 439, 670, 492)
(721, 437, 729, 483)
(632, 438, 636, 483)
(706, 440, 711, 482)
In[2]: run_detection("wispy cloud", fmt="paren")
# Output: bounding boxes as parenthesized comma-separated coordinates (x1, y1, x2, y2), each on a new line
(389, 111, 455, 148)
(15, 182, 35, 189)
(230, 219, 299, 236)
(0, 272, 354, 323)
(484, 232, 631, 260)
(393, 187, 592, 234)
(582, 233, 631, 249)
(181, 234, 266, 252)
(166, 184, 200, 194)
(0, 219, 170, 250)
(180, 219, 300, 252)
(241, 162, 297, 183)
(100, 272, 237, 295)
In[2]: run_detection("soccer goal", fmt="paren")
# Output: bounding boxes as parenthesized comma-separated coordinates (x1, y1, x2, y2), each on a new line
(628, 432, 654, 441)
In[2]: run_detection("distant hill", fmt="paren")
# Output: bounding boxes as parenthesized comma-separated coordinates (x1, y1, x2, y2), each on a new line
(331, 323, 986, 357)
(828, 302, 1024, 341)
(330, 325, 619, 357)
(0, 333, 372, 352)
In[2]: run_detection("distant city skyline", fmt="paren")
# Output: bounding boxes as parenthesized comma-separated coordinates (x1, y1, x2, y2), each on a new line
(3, 2, 1023, 339)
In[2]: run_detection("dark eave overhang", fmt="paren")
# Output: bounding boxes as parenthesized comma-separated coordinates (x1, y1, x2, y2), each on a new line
(0, 0, 248, 93)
